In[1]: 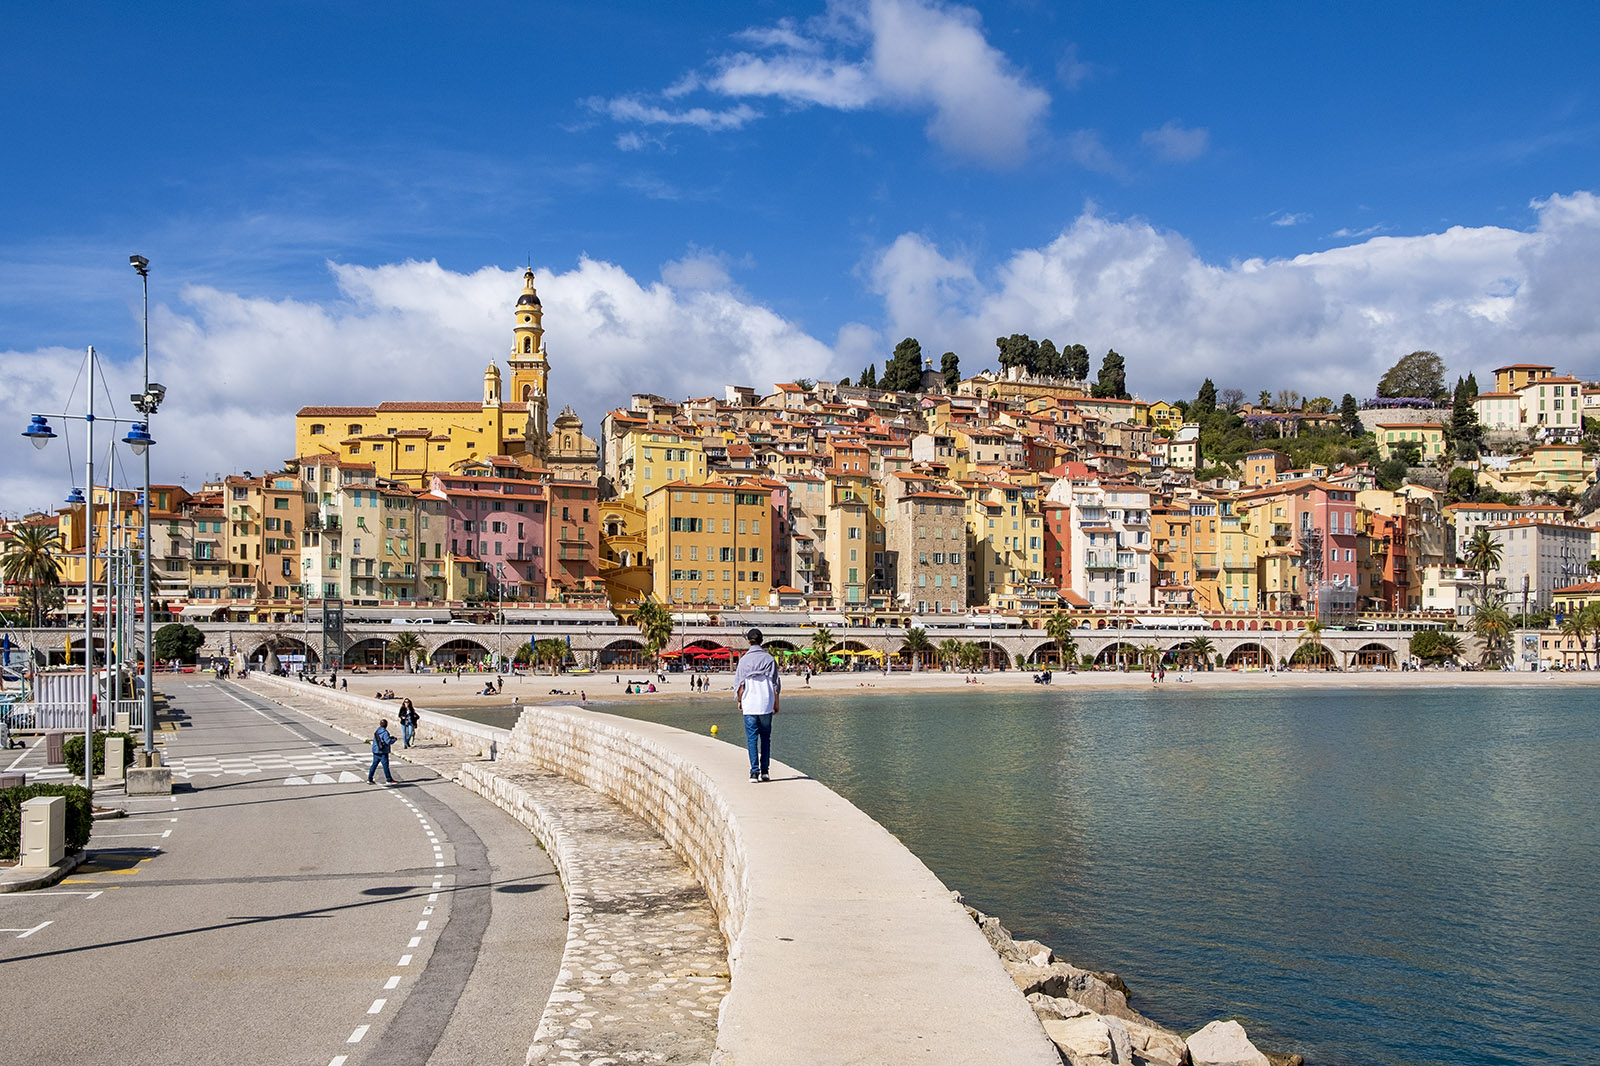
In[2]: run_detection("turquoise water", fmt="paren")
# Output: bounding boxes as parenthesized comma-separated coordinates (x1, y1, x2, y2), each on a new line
(550, 685, 1600, 1066)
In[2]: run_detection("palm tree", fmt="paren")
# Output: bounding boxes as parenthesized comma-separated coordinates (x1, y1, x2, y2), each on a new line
(1296, 619, 1330, 670)
(1185, 635, 1215, 672)
(387, 631, 424, 673)
(514, 640, 535, 667)
(810, 626, 836, 670)
(1138, 643, 1162, 672)
(937, 638, 963, 672)
(955, 640, 984, 672)
(534, 638, 569, 675)
(1435, 633, 1465, 665)
(2, 524, 64, 628)
(1473, 605, 1514, 668)
(1463, 528, 1503, 616)
(634, 600, 673, 667)
(1582, 603, 1600, 670)
(1559, 610, 1591, 669)
(1044, 610, 1077, 667)
(901, 626, 932, 672)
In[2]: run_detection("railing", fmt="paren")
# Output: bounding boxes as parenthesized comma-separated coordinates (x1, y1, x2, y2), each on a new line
(6, 698, 144, 732)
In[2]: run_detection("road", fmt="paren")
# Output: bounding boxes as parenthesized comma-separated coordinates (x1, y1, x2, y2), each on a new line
(0, 679, 565, 1065)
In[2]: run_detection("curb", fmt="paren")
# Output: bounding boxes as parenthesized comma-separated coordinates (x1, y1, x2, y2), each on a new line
(0, 849, 87, 893)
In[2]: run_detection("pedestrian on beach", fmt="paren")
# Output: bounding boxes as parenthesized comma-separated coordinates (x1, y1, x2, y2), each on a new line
(735, 628, 781, 782)
(368, 718, 396, 785)
(398, 699, 419, 747)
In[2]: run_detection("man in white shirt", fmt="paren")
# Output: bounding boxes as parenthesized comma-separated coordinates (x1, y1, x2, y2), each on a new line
(734, 628, 781, 782)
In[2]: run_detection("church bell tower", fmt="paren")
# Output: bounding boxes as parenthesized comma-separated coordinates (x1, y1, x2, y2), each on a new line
(508, 268, 550, 457)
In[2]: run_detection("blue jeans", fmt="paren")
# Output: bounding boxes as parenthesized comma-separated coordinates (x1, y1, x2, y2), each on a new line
(744, 714, 773, 776)
(368, 750, 393, 782)
(402, 721, 415, 747)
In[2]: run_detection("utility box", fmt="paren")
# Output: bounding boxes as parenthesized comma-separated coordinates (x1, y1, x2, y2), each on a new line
(45, 731, 65, 765)
(0, 771, 25, 789)
(104, 735, 125, 782)
(126, 766, 172, 796)
(20, 795, 65, 869)
(113, 711, 131, 732)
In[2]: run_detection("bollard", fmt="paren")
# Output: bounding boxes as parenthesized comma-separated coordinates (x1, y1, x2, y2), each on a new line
(104, 735, 126, 783)
(20, 795, 65, 869)
(113, 711, 131, 733)
(0, 771, 25, 789)
(45, 731, 65, 766)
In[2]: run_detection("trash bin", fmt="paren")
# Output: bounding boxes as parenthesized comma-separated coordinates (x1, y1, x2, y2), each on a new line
(45, 731, 65, 765)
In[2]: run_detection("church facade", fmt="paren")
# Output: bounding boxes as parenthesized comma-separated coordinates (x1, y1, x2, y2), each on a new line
(292, 268, 597, 485)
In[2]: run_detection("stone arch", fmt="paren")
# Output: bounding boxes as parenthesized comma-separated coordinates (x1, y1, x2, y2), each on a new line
(429, 637, 492, 668)
(1027, 638, 1075, 666)
(1288, 642, 1335, 669)
(1225, 642, 1271, 668)
(1093, 641, 1140, 668)
(1352, 642, 1397, 669)
(343, 637, 391, 667)
(599, 638, 646, 668)
(523, 336, 533, 353)
(973, 640, 1009, 669)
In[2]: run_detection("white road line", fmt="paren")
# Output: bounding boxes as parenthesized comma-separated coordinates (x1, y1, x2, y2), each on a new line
(367, 998, 386, 1014)
(427, 893, 438, 902)
(92, 832, 169, 838)
(384, 975, 401, 990)
(14, 921, 52, 938)
(435, 861, 444, 867)
(398, 954, 413, 966)
(0, 890, 99, 898)
(408, 936, 421, 948)
(346, 1025, 369, 1043)
(415, 920, 428, 931)
(3, 738, 40, 773)
(328, 1057, 348, 1066)
(421, 906, 433, 915)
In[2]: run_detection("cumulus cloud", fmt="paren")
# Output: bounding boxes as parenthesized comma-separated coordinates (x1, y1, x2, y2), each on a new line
(8, 195, 1600, 514)
(1141, 121, 1210, 163)
(594, 0, 1050, 167)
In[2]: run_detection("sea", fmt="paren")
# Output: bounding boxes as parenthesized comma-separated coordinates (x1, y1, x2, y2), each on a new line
(448, 683, 1600, 1066)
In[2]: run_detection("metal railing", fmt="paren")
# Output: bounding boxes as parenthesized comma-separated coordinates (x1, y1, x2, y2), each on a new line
(4, 698, 144, 732)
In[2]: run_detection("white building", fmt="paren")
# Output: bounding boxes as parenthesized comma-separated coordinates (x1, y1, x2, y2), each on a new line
(1487, 520, 1592, 614)
(1049, 479, 1152, 608)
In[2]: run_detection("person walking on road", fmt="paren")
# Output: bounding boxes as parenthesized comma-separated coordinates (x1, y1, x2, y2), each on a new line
(398, 699, 419, 748)
(368, 718, 396, 785)
(734, 628, 781, 782)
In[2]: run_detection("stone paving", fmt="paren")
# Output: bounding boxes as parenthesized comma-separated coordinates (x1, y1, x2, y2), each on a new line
(241, 678, 729, 1066)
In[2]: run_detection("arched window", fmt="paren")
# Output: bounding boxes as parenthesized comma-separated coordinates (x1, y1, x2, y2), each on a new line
(522, 385, 532, 401)
(348, 424, 362, 435)
(523, 336, 532, 353)
(310, 423, 325, 436)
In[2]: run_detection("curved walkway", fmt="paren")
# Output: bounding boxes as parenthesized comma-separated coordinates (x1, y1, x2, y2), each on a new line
(243, 676, 727, 1065)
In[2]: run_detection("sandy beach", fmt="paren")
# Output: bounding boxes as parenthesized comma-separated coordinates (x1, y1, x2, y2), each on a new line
(313, 662, 1600, 721)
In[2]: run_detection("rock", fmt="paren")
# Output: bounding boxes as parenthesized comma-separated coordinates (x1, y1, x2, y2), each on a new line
(1027, 992, 1092, 1021)
(1090, 969, 1133, 1001)
(1010, 962, 1141, 1022)
(1186, 1020, 1270, 1066)
(1042, 1015, 1113, 1064)
(1104, 1018, 1134, 1064)
(1263, 1053, 1303, 1066)
(1016, 938, 1055, 966)
(1123, 1017, 1190, 1066)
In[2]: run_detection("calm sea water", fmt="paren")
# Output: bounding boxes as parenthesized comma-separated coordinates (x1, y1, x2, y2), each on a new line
(452, 684, 1600, 1066)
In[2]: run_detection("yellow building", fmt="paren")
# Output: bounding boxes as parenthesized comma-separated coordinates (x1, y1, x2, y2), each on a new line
(1376, 423, 1446, 461)
(1148, 401, 1183, 433)
(613, 426, 708, 506)
(1493, 363, 1555, 394)
(644, 480, 774, 608)
(293, 269, 554, 486)
(597, 497, 653, 604)
(1478, 444, 1593, 496)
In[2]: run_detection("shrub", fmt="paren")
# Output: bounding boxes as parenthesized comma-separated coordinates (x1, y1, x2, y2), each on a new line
(0, 783, 93, 859)
(63, 731, 137, 778)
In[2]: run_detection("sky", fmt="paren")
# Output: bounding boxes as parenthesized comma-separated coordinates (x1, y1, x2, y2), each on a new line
(4, 0, 1600, 514)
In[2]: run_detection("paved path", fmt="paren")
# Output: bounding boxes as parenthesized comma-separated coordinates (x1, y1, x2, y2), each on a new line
(0, 678, 565, 1066)
(244, 676, 731, 1065)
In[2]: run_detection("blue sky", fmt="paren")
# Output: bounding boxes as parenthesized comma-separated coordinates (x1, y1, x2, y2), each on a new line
(4, 1, 1600, 511)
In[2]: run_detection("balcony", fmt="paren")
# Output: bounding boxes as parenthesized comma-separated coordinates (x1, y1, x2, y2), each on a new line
(1084, 552, 1117, 569)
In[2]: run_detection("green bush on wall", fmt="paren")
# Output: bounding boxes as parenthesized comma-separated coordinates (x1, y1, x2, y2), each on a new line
(0, 783, 93, 860)
(62, 732, 137, 778)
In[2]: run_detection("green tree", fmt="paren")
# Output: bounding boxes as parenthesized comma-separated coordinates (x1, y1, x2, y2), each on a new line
(902, 627, 932, 671)
(1192, 379, 1217, 419)
(810, 626, 836, 668)
(1044, 611, 1077, 665)
(1473, 605, 1514, 667)
(1463, 528, 1503, 616)
(1296, 620, 1331, 670)
(534, 637, 569, 674)
(1258, 390, 1273, 408)
(1091, 349, 1128, 399)
(1446, 466, 1477, 503)
(1339, 394, 1363, 437)
(860, 363, 878, 389)
(940, 351, 960, 390)
(1035, 339, 1061, 377)
(152, 623, 205, 663)
(387, 631, 424, 672)
(995, 334, 1039, 373)
(1185, 636, 1215, 671)
(1450, 375, 1482, 460)
(882, 338, 924, 392)
(1377, 350, 1448, 401)
(634, 600, 674, 666)
(1, 524, 63, 628)
(1063, 343, 1090, 380)
(937, 638, 963, 671)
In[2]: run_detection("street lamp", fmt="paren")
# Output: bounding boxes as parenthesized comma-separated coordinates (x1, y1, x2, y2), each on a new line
(130, 254, 164, 763)
(20, 347, 153, 793)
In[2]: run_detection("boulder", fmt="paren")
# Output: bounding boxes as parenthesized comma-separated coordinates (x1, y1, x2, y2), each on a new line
(1042, 1015, 1113, 1065)
(1122, 1017, 1190, 1066)
(1186, 1020, 1270, 1066)
(1104, 1018, 1134, 1064)
(1009, 962, 1140, 1021)
(1027, 992, 1091, 1021)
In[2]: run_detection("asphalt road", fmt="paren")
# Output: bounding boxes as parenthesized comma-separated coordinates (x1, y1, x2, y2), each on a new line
(0, 679, 565, 1065)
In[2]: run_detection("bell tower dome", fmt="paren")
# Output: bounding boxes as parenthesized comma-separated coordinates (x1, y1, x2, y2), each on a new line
(507, 267, 549, 452)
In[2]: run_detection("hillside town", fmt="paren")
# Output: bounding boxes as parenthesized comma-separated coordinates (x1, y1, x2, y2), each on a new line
(7, 269, 1600, 668)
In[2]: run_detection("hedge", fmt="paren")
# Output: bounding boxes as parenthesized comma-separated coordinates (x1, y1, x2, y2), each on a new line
(63, 731, 137, 778)
(0, 783, 93, 859)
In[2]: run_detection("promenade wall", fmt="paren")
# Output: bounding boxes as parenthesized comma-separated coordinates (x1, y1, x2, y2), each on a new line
(245, 674, 1059, 1065)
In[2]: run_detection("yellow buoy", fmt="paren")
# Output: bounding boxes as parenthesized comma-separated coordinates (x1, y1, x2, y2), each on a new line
(710, 724, 719, 734)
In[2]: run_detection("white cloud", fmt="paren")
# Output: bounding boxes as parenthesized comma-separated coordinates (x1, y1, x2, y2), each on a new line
(1271, 211, 1311, 227)
(1331, 224, 1385, 239)
(8, 195, 1600, 514)
(595, 0, 1050, 168)
(1056, 42, 1096, 91)
(1141, 121, 1210, 163)
(1067, 130, 1123, 177)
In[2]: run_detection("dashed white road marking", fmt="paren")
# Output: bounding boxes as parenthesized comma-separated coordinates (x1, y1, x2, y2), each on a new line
(367, 998, 386, 1015)
(415, 920, 428, 931)
(384, 975, 401, 990)
(398, 954, 413, 966)
(408, 936, 421, 948)
(328, 1056, 348, 1066)
(346, 1025, 369, 1043)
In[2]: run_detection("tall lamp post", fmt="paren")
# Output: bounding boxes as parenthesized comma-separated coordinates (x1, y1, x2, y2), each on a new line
(23, 347, 155, 794)
(130, 255, 165, 762)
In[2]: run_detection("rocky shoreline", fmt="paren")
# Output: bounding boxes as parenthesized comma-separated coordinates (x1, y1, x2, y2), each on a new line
(963, 898, 1304, 1066)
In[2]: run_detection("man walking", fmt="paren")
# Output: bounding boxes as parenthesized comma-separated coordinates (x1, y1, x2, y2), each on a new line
(734, 628, 781, 782)
(368, 717, 396, 785)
